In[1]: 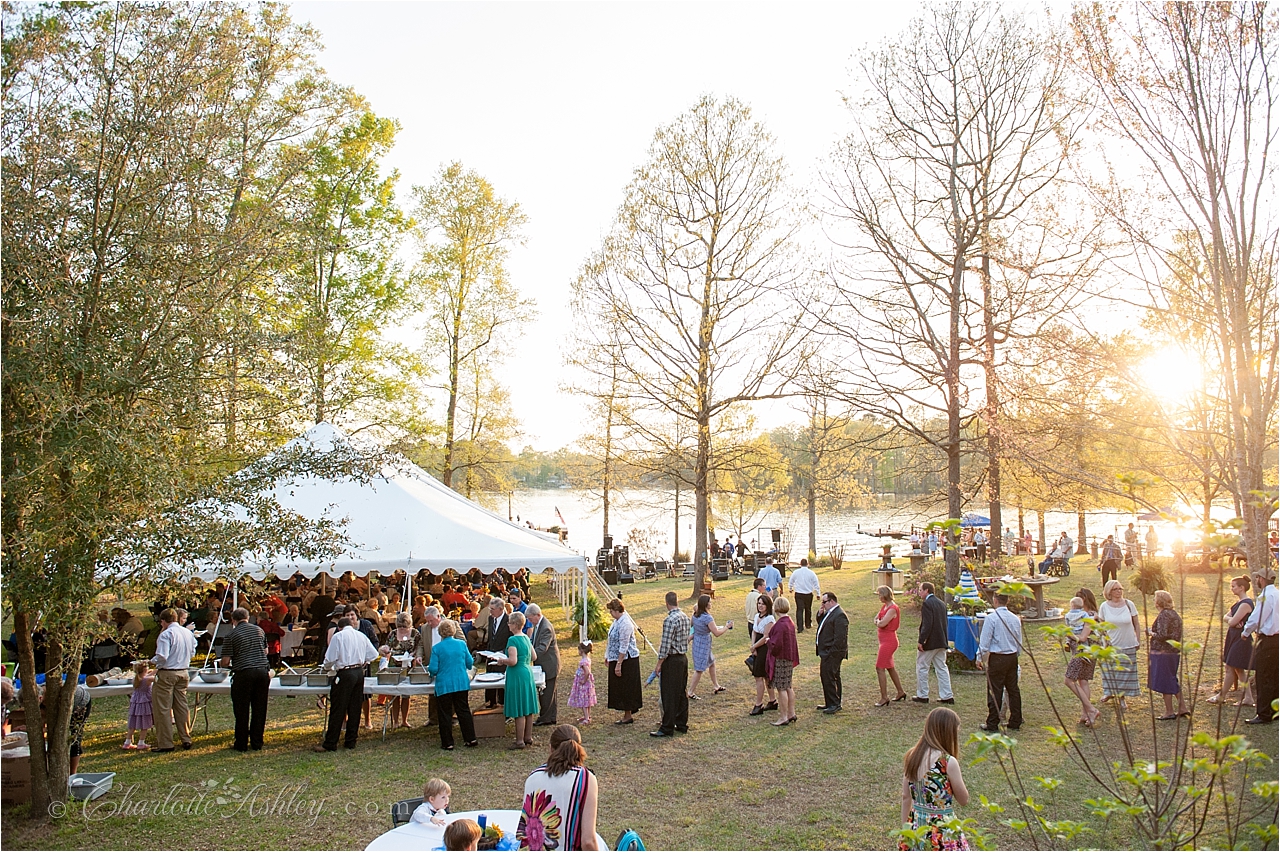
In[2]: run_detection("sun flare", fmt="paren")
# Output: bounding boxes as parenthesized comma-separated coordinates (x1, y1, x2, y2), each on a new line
(1138, 345, 1206, 408)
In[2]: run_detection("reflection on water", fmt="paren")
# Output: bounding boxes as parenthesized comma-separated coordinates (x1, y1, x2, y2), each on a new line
(496, 489, 1220, 563)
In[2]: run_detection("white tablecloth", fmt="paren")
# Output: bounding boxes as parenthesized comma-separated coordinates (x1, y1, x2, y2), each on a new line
(364, 809, 607, 852)
(279, 628, 307, 658)
(84, 670, 544, 699)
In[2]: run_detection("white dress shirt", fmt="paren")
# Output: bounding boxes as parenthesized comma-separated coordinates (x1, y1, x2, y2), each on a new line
(1243, 585, 1278, 636)
(787, 566, 821, 596)
(152, 622, 196, 670)
(323, 625, 379, 669)
(978, 607, 1024, 656)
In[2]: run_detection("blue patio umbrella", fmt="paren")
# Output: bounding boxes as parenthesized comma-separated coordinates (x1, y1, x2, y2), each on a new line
(959, 512, 991, 528)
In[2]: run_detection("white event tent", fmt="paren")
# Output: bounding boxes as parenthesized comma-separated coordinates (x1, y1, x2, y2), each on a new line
(188, 422, 586, 582)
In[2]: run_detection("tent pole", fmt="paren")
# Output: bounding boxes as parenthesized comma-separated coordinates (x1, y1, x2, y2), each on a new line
(580, 564, 587, 642)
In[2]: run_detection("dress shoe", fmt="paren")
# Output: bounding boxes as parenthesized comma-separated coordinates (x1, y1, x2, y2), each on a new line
(533, 720, 555, 727)
(977, 724, 999, 732)
(311, 744, 335, 753)
(938, 698, 955, 704)
(816, 705, 830, 711)
(1245, 716, 1276, 724)
(764, 700, 779, 711)
(823, 705, 841, 714)
(231, 745, 248, 753)
(912, 697, 929, 704)
(153, 747, 175, 753)
(649, 729, 672, 737)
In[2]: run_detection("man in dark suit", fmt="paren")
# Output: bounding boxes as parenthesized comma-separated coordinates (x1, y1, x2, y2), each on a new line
(483, 598, 512, 708)
(913, 582, 954, 704)
(814, 592, 849, 713)
(527, 604, 560, 726)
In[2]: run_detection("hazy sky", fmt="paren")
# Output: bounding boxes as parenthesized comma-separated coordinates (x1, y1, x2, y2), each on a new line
(289, 1, 926, 449)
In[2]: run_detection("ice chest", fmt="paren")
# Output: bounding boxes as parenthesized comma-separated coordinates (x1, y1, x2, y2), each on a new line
(472, 707, 508, 739)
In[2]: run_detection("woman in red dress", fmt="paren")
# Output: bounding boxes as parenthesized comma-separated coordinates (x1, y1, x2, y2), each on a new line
(875, 585, 907, 706)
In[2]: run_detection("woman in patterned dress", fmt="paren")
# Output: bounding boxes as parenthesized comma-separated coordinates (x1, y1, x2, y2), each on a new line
(900, 707, 970, 851)
(687, 594, 732, 700)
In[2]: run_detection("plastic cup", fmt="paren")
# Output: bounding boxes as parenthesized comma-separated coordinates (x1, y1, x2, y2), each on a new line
(478, 814, 487, 830)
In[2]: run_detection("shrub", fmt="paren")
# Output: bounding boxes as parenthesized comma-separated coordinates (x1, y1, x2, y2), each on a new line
(570, 591, 610, 641)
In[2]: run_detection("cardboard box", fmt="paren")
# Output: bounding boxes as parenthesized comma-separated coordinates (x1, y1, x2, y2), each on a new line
(1, 745, 31, 805)
(472, 708, 508, 739)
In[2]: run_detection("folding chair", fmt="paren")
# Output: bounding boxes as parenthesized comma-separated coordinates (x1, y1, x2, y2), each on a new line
(391, 797, 424, 828)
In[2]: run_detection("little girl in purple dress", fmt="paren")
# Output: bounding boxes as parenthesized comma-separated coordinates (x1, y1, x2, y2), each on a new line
(124, 660, 154, 750)
(566, 641, 597, 724)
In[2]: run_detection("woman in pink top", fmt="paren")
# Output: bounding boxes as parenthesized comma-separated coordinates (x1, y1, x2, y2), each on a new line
(874, 585, 907, 706)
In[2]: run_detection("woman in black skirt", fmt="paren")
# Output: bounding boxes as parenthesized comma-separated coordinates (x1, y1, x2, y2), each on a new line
(748, 594, 777, 716)
(604, 598, 642, 724)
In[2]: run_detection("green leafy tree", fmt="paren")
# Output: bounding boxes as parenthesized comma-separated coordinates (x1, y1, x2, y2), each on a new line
(0, 2, 381, 817)
(412, 162, 533, 490)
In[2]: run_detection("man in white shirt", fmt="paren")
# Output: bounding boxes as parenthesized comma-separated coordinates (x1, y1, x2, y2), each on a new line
(745, 578, 765, 627)
(787, 559, 821, 633)
(313, 609, 378, 751)
(1243, 569, 1278, 724)
(150, 608, 196, 753)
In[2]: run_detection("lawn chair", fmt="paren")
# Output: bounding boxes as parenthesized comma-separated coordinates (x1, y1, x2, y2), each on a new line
(390, 797, 423, 828)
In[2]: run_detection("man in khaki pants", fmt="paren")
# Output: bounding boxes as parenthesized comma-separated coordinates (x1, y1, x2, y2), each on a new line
(151, 608, 196, 752)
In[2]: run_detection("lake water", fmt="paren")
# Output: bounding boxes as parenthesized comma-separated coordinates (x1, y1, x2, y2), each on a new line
(494, 488, 1195, 563)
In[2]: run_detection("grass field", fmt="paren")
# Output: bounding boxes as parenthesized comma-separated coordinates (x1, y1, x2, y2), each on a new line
(4, 559, 1277, 850)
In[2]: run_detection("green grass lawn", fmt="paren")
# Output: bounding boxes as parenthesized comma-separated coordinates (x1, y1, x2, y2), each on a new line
(4, 560, 1277, 850)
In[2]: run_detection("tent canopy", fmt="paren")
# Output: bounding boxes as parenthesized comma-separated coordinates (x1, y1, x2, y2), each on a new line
(189, 423, 586, 581)
(959, 513, 991, 528)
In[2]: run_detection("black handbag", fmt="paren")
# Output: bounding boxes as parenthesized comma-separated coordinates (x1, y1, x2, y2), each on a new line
(745, 653, 756, 670)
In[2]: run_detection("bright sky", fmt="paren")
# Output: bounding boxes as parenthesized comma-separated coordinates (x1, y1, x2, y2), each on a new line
(290, 0, 924, 450)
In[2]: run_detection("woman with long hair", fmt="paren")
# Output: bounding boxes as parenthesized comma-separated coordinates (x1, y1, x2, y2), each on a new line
(874, 586, 907, 706)
(747, 594, 778, 716)
(386, 611, 417, 729)
(1064, 588, 1101, 727)
(517, 724, 599, 850)
(899, 707, 970, 850)
(688, 594, 732, 699)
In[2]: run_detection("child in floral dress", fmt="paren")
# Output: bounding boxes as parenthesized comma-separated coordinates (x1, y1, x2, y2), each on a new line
(566, 641, 597, 724)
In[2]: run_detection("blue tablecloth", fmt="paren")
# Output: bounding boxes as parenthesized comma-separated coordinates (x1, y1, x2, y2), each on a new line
(948, 615, 981, 661)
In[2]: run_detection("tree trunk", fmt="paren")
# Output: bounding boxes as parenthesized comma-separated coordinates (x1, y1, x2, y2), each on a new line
(673, 480, 680, 563)
(694, 410, 711, 594)
(14, 606, 79, 823)
(944, 136, 964, 591)
(1076, 508, 1088, 555)
(807, 483, 817, 560)
(1017, 504, 1025, 539)
(981, 251, 1003, 556)
(1038, 513, 1047, 556)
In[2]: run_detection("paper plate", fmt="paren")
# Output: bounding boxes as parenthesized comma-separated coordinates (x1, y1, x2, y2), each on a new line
(474, 673, 503, 683)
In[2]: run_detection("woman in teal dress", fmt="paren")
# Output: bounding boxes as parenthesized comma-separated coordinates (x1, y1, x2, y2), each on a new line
(501, 611, 540, 750)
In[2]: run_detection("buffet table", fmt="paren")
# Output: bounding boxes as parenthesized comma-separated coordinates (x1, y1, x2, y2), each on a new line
(364, 808, 607, 852)
(86, 670, 545, 737)
(947, 614, 982, 661)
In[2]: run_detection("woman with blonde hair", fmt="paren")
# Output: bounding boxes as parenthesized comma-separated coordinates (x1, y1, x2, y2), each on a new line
(874, 585, 907, 706)
(499, 611, 540, 749)
(1149, 590, 1189, 720)
(1098, 579, 1141, 710)
(900, 707, 970, 850)
(763, 596, 799, 727)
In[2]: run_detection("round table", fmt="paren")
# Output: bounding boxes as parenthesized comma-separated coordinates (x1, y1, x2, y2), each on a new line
(364, 808, 608, 851)
(1017, 576, 1061, 619)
